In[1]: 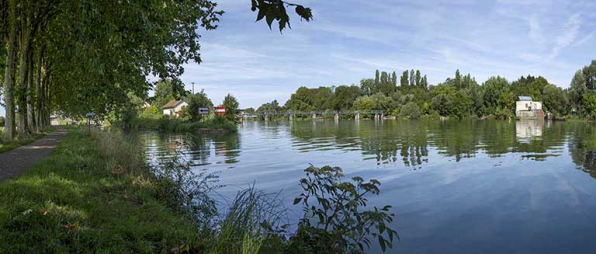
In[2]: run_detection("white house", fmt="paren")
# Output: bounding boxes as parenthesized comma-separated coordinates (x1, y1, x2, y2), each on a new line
(515, 96, 544, 119)
(162, 99, 188, 117)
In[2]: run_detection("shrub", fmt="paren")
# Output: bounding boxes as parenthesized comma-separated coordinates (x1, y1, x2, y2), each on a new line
(399, 102, 422, 119)
(495, 107, 512, 120)
(282, 166, 398, 253)
(0, 116, 5, 127)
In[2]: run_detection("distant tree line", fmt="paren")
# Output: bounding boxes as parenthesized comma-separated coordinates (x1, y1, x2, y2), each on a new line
(255, 60, 596, 120)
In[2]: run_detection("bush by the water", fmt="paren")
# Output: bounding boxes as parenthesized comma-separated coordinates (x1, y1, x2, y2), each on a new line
(399, 102, 422, 119)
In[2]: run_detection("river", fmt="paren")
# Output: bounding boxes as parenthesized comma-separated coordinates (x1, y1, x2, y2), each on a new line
(141, 119, 596, 254)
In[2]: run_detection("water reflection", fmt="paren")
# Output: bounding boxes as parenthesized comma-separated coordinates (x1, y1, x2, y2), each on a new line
(143, 120, 596, 179)
(569, 123, 596, 178)
(516, 119, 544, 141)
(143, 132, 241, 168)
(140, 120, 596, 254)
(288, 120, 571, 166)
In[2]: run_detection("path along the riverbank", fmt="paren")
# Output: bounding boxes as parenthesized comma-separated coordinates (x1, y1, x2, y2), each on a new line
(0, 127, 67, 182)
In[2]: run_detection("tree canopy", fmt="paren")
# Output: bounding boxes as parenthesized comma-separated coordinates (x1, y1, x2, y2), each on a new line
(258, 63, 596, 120)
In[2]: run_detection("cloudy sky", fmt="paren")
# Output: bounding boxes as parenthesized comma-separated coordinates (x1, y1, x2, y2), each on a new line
(1, 0, 595, 116)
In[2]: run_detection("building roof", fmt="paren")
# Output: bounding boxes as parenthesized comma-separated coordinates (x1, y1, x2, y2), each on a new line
(518, 96, 533, 101)
(162, 99, 185, 109)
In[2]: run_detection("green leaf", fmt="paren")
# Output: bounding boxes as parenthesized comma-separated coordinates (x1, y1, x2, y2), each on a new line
(379, 235, 386, 252)
(293, 197, 302, 205)
(256, 5, 267, 21)
(265, 6, 275, 29)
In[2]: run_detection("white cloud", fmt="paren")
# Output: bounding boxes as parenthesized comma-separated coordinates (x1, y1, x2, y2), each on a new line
(549, 13, 582, 60)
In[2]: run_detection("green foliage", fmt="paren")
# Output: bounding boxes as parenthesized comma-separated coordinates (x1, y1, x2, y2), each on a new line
(431, 94, 451, 116)
(331, 85, 361, 111)
(400, 70, 409, 88)
(569, 60, 596, 117)
(482, 76, 511, 115)
(184, 90, 214, 121)
(47, 0, 223, 119)
(542, 84, 569, 116)
(251, 0, 313, 32)
(495, 107, 513, 120)
(583, 93, 596, 119)
(153, 78, 188, 109)
(399, 102, 422, 119)
(152, 149, 219, 229)
(354, 96, 376, 113)
(244, 108, 256, 115)
(257, 100, 283, 114)
(360, 79, 375, 96)
(0, 117, 4, 127)
(223, 94, 240, 122)
(286, 166, 398, 253)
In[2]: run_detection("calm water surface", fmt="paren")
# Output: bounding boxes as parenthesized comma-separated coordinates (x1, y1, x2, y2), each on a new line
(142, 120, 596, 254)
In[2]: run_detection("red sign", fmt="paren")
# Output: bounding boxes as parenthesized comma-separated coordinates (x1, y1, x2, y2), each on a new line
(215, 107, 226, 115)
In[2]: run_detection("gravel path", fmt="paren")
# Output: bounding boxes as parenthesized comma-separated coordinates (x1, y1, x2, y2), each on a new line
(0, 127, 67, 182)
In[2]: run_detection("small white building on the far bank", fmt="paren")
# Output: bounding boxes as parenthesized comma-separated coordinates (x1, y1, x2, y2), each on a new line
(162, 100, 188, 117)
(515, 96, 544, 119)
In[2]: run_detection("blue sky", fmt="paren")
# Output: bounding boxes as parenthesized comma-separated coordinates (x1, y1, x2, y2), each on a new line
(1, 0, 595, 116)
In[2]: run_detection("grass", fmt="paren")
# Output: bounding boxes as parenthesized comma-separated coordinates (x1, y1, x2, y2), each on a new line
(0, 127, 277, 254)
(0, 126, 397, 253)
(0, 129, 199, 253)
(0, 127, 55, 154)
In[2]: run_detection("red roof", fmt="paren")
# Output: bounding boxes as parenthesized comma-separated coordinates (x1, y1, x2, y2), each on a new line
(162, 100, 182, 109)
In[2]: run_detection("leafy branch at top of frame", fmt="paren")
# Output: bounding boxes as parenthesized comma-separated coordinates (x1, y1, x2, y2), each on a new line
(250, 0, 313, 32)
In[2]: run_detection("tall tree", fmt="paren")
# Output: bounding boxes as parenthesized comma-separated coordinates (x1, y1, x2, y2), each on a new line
(2, 0, 18, 141)
(222, 93, 240, 122)
(380, 71, 389, 95)
(415, 70, 421, 87)
(400, 70, 409, 88)
(360, 79, 374, 96)
(455, 69, 462, 89)
(409, 69, 415, 87)
(374, 69, 380, 93)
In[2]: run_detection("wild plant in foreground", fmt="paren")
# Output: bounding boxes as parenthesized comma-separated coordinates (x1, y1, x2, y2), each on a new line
(149, 135, 398, 253)
(210, 186, 288, 254)
(152, 147, 221, 230)
(282, 166, 398, 253)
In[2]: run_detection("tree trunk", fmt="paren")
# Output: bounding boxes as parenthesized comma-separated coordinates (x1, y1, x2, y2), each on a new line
(27, 48, 35, 133)
(17, 26, 31, 138)
(3, 0, 18, 141)
(43, 69, 51, 127)
(36, 49, 44, 131)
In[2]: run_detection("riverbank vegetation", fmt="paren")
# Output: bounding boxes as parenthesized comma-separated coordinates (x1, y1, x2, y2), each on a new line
(114, 84, 239, 134)
(255, 60, 596, 120)
(0, 128, 397, 253)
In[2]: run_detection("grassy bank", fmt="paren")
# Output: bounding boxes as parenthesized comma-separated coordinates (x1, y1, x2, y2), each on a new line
(0, 127, 397, 253)
(0, 127, 55, 154)
(0, 129, 199, 253)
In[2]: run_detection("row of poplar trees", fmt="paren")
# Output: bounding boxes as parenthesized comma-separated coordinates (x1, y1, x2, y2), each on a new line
(0, 0, 224, 141)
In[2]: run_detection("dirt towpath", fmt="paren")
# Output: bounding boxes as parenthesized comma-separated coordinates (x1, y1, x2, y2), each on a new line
(0, 127, 68, 182)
